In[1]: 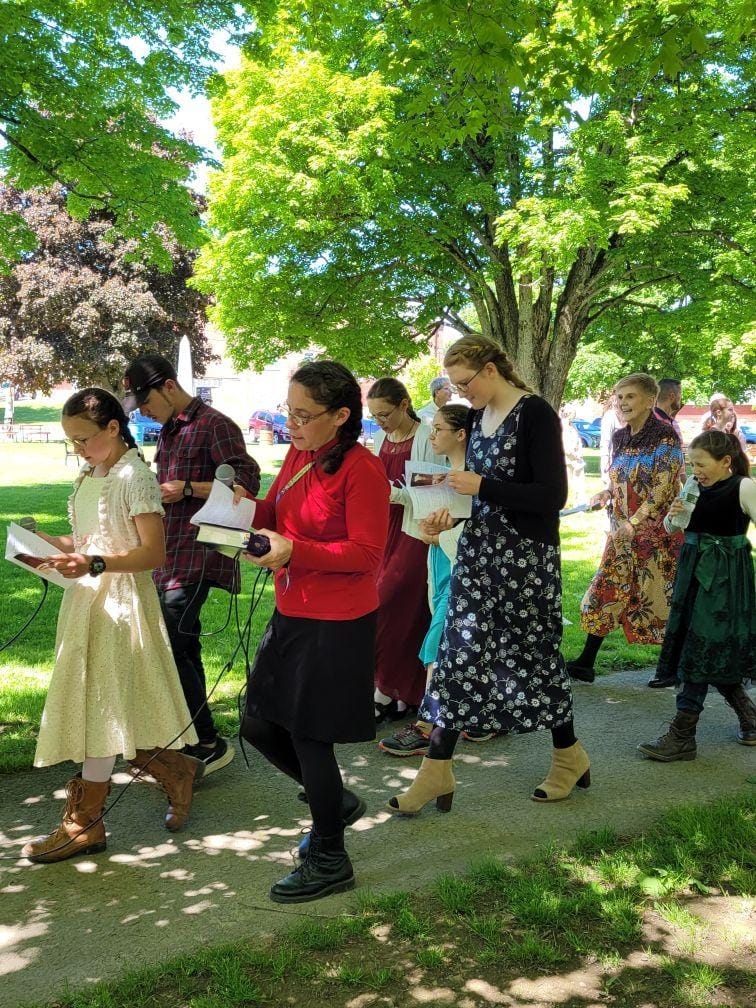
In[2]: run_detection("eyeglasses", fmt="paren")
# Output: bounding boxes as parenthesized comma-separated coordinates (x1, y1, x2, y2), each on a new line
(69, 429, 106, 449)
(451, 365, 486, 394)
(279, 404, 331, 428)
(369, 404, 399, 424)
(429, 426, 457, 435)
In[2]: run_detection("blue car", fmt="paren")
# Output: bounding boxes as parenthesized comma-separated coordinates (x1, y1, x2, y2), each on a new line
(571, 418, 601, 449)
(128, 410, 162, 445)
(739, 420, 756, 444)
(361, 417, 380, 444)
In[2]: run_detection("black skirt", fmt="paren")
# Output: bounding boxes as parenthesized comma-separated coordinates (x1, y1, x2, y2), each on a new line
(244, 609, 378, 743)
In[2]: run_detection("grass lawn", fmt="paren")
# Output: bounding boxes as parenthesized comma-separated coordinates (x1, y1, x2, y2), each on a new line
(22, 791, 756, 1008)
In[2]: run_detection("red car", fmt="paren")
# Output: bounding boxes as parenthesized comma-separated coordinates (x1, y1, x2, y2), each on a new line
(247, 410, 291, 444)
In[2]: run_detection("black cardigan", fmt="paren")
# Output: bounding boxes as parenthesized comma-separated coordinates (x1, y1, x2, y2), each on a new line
(464, 394, 568, 546)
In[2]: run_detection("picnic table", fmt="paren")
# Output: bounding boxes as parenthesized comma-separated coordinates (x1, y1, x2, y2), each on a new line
(16, 423, 50, 442)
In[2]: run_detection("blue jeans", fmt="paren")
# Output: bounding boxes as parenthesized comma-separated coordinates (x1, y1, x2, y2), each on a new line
(676, 681, 739, 716)
(159, 582, 217, 745)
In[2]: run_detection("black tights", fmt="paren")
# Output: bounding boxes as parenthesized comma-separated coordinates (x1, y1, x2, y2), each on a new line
(240, 714, 344, 837)
(426, 719, 577, 759)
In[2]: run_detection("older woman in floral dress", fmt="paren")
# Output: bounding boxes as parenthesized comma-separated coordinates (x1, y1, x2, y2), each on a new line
(567, 373, 684, 685)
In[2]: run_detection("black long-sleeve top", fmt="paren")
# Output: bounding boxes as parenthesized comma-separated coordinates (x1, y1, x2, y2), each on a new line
(464, 394, 568, 546)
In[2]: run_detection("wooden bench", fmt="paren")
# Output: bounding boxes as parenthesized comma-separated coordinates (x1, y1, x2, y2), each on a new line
(17, 423, 50, 442)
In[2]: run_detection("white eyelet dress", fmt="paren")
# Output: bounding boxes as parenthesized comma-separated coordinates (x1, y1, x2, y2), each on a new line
(34, 449, 198, 766)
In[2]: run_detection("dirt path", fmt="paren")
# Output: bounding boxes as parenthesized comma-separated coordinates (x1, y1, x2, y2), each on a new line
(1, 669, 754, 1006)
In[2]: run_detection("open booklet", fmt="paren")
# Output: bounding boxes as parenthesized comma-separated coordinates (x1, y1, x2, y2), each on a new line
(5, 522, 72, 589)
(402, 462, 473, 523)
(190, 479, 257, 557)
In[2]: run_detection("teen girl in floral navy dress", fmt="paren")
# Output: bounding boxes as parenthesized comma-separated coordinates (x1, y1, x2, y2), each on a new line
(388, 336, 590, 815)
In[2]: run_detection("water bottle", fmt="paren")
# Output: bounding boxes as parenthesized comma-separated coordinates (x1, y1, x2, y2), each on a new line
(663, 475, 700, 533)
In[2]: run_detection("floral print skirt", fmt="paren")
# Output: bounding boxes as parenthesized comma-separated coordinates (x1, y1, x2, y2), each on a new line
(420, 510, 573, 736)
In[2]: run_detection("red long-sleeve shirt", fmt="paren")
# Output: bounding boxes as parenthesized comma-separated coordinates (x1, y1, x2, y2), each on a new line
(253, 442, 389, 620)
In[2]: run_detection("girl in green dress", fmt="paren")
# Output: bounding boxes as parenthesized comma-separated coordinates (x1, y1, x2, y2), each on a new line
(638, 430, 756, 761)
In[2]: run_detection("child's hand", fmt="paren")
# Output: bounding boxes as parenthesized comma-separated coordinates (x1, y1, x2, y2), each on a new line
(46, 552, 93, 578)
(422, 509, 454, 535)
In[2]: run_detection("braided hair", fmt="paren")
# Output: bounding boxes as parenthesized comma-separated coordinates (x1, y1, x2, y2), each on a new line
(62, 387, 139, 452)
(290, 361, 362, 474)
(443, 335, 533, 393)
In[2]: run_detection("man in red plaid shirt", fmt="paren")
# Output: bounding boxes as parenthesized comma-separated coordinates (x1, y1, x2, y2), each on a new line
(124, 355, 260, 774)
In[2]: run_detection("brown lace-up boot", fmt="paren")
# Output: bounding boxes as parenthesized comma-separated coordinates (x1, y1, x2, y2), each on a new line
(129, 748, 205, 831)
(637, 711, 699, 761)
(22, 776, 111, 864)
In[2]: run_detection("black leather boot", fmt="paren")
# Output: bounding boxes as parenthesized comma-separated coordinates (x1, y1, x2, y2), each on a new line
(721, 685, 756, 745)
(637, 711, 699, 761)
(271, 833, 355, 903)
(297, 789, 366, 859)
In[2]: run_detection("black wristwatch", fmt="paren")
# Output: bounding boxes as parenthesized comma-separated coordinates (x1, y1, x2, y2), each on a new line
(88, 556, 107, 577)
(183, 480, 193, 499)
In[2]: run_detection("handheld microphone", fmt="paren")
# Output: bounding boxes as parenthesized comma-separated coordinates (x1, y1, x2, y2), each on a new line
(215, 464, 236, 487)
(19, 516, 38, 533)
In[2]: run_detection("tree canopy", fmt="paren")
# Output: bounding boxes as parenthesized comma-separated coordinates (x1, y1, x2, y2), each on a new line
(195, 1, 755, 403)
(0, 185, 212, 393)
(0, 0, 249, 270)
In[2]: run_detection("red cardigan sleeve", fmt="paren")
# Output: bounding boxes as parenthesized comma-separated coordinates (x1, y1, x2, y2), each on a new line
(289, 454, 389, 575)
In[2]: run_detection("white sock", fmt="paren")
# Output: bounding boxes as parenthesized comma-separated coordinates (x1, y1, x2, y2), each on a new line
(82, 756, 116, 782)
(374, 688, 393, 705)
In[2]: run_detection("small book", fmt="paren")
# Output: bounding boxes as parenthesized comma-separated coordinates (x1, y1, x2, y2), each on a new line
(195, 524, 251, 558)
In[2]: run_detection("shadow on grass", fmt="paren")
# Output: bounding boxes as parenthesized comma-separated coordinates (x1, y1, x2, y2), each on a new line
(14, 792, 752, 1008)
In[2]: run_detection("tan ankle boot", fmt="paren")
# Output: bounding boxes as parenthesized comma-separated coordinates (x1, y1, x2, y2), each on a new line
(531, 741, 591, 802)
(387, 757, 455, 815)
(22, 776, 111, 863)
(131, 748, 205, 831)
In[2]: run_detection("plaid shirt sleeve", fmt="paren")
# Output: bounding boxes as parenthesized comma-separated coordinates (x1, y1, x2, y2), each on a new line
(154, 400, 261, 593)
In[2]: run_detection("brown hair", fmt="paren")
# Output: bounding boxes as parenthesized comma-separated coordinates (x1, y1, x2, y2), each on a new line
(291, 361, 362, 474)
(689, 430, 750, 478)
(443, 335, 533, 392)
(367, 377, 421, 423)
(436, 403, 470, 431)
(614, 373, 659, 398)
(63, 387, 139, 452)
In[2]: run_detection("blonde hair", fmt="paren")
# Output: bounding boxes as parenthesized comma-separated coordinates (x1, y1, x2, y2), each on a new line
(614, 373, 658, 398)
(443, 336, 533, 392)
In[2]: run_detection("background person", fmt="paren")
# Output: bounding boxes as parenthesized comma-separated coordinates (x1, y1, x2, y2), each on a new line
(653, 378, 683, 441)
(22, 389, 202, 864)
(417, 375, 453, 424)
(237, 361, 389, 903)
(368, 378, 442, 722)
(378, 404, 479, 756)
(566, 373, 684, 684)
(123, 354, 260, 775)
(388, 336, 590, 816)
(560, 406, 586, 505)
(638, 431, 756, 761)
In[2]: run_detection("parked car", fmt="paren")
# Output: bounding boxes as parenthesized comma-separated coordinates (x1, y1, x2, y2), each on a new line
(571, 418, 601, 449)
(248, 410, 291, 444)
(128, 410, 162, 444)
(739, 420, 756, 444)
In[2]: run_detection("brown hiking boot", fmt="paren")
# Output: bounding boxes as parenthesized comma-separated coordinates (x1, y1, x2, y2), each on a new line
(637, 711, 699, 762)
(130, 748, 205, 831)
(22, 776, 111, 864)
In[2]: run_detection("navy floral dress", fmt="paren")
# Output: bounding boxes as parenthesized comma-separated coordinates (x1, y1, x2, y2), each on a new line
(419, 400, 573, 735)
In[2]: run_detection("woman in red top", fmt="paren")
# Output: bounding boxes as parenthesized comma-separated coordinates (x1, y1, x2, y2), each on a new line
(239, 361, 389, 904)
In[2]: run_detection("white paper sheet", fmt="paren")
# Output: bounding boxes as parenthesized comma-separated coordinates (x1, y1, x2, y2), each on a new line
(189, 479, 256, 531)
(402, 462, 472, 521)
(5, 522, 71, 589)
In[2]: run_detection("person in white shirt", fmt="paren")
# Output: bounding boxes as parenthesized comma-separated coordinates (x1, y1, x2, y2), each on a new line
(417, 376, 452, 424)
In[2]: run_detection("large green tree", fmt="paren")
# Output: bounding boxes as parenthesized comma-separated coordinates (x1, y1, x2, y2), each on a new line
(0, 185, 212, 393)
(0, 0, 250, 270)
(195, 1, 755, 403)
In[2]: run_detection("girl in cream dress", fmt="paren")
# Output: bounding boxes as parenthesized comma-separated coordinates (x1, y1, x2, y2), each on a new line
(22, 389, 202, 864)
